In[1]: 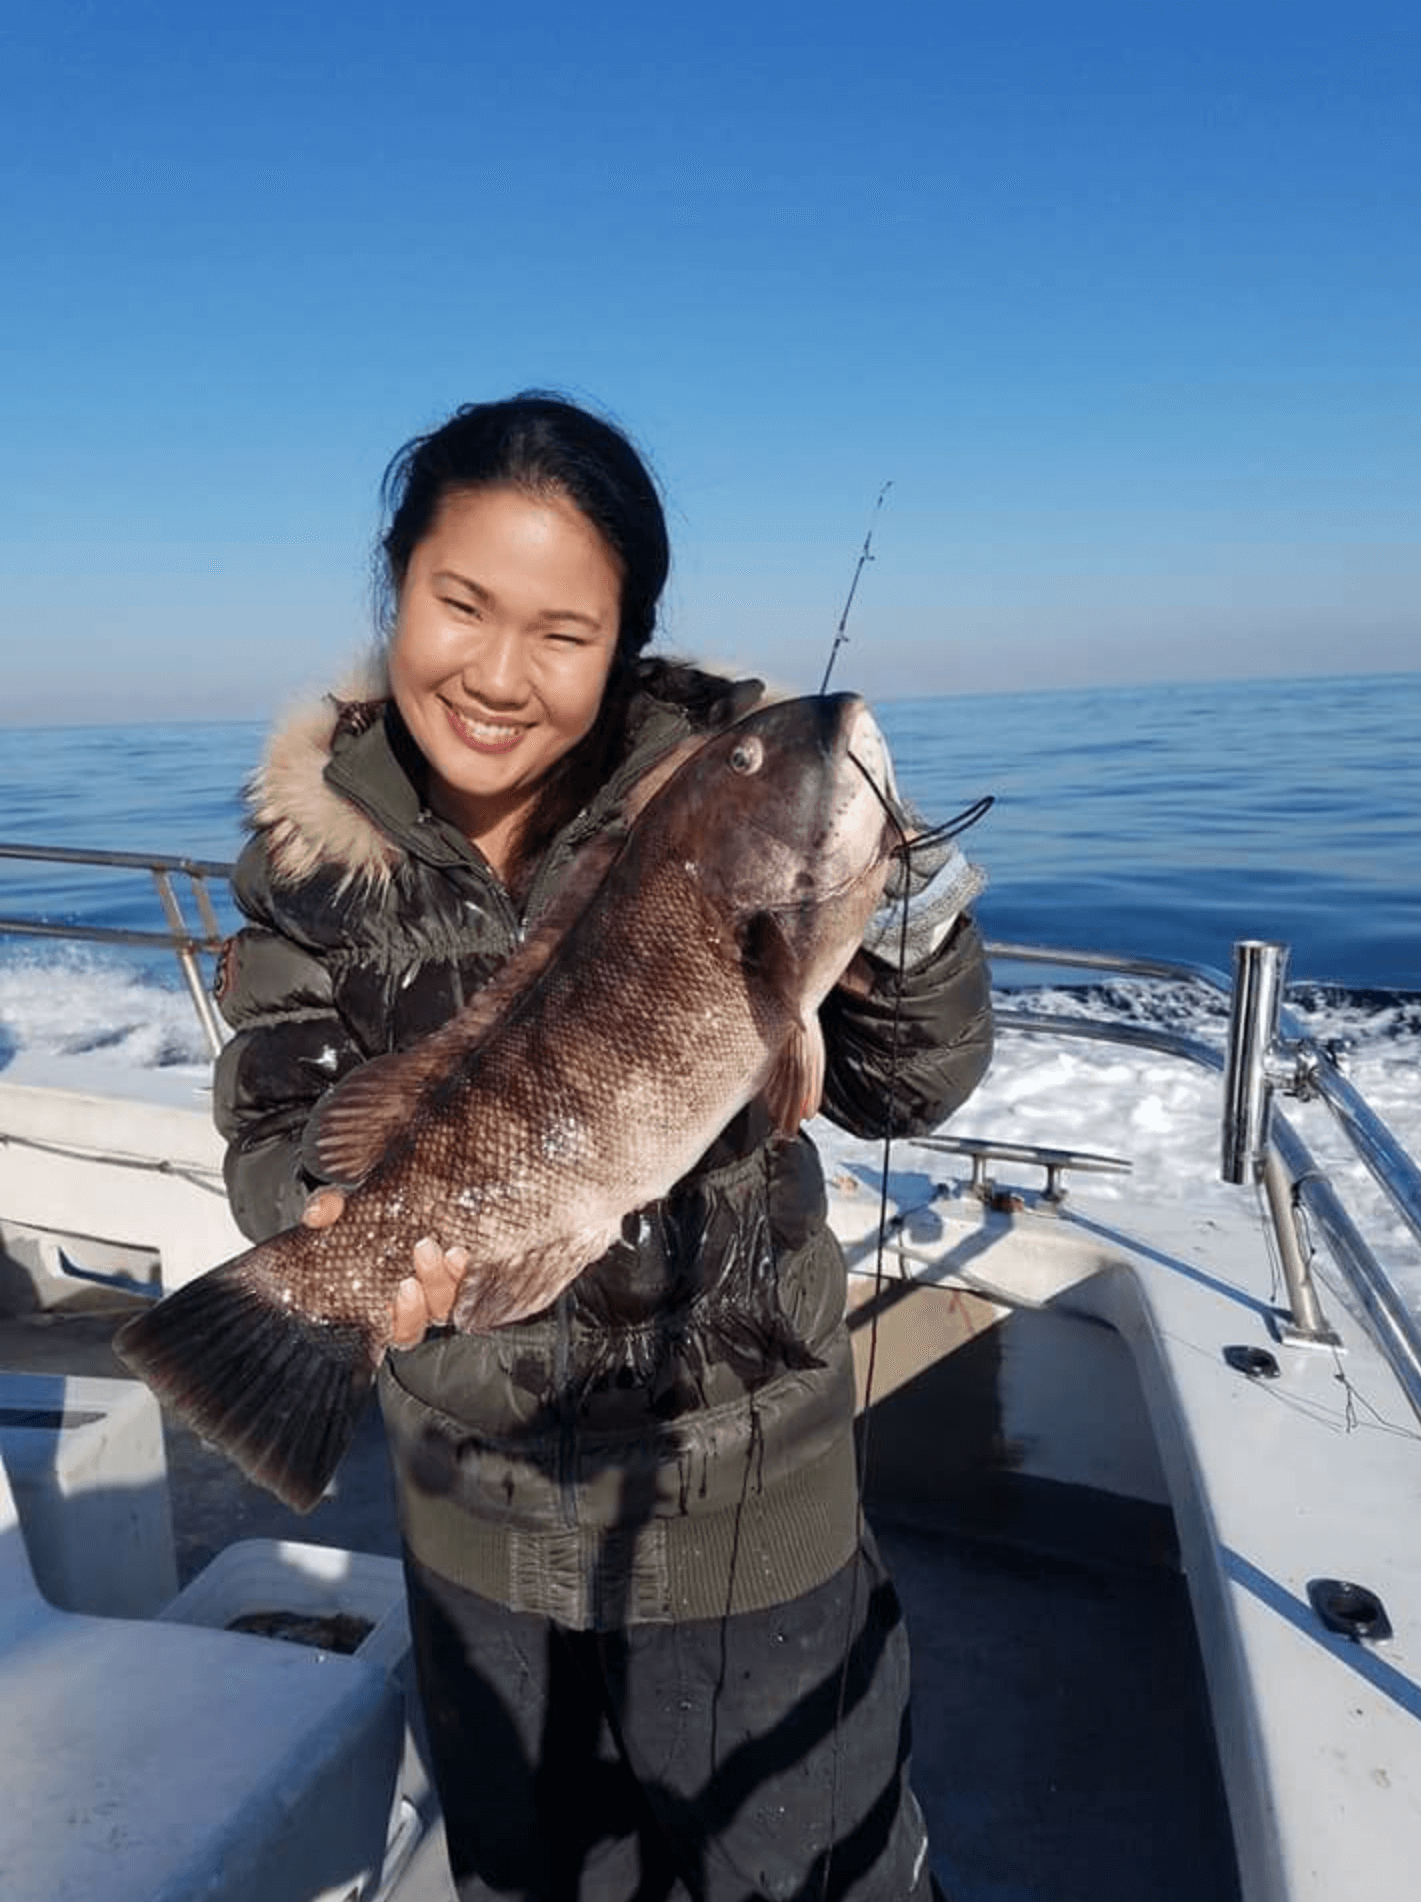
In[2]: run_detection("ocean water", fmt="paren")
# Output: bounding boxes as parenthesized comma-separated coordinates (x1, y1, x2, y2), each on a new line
(1, 671, 1418, 1303)
(3, 671, 1417, 986)
(882, 670, 1421, 994)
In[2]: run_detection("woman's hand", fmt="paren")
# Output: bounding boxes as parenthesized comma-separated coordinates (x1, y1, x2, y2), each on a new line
(302, 1189, 469, 1347)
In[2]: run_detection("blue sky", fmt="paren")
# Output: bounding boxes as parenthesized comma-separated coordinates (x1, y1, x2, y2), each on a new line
(1, 0, 1417, 723)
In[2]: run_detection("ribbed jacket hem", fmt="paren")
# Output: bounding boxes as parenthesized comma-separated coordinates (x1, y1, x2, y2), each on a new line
(391, 1422, 861, 1628)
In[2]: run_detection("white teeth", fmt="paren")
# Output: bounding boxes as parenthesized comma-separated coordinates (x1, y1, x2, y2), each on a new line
(450, 708, 522, 742)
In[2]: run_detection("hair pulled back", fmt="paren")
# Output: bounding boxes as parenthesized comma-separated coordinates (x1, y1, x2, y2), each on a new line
(379, 392, 670, 665)
(376, 393, 671, 892)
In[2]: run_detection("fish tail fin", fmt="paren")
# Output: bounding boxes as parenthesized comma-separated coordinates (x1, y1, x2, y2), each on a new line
(114, 1249, 379, 1514)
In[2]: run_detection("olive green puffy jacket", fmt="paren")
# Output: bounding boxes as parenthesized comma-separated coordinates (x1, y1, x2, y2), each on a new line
(214, 663, 993, 1626)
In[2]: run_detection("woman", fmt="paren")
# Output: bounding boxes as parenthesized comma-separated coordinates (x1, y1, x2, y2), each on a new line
(214, 393, 992, 1900)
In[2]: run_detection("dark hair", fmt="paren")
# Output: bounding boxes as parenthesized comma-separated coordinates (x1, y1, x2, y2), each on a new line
(379, 391, 669, 663)
(377, 393, 672, 892)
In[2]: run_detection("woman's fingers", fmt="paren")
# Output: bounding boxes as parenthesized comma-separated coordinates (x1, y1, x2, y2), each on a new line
(390, 1275, 428, 1349)
(302, 1187, 346, 1229)
(388, 1237, 470, 1345)
(304, 1192, 468, 1347)
(411, 1236, 469, 1322)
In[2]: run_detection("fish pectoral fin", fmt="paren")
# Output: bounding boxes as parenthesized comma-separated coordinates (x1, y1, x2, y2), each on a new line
(741, 911, 824, 1133)
(762, 1012, 827, 1136)
(738, 908, 804, 1002)
(834, 949, 877, 998)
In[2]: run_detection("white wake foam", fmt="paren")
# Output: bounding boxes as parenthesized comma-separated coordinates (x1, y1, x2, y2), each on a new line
(3, 949, 1418, 1308)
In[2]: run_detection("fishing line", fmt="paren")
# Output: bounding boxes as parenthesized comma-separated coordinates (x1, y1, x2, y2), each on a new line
(1254, 1177, 1421, 1443)
(903, 793, 995, 856)
(821, 762, 916, 1902)
(1252, 1179, 1286, 1311)
(709, 1389, 763, 1775)
(0, 1126, 225, 1195)
(1326, 1350, 1421, 1442)
(815, 489, 976, 1894)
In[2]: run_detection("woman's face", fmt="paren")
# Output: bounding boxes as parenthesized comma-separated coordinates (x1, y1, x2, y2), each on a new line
(388, 485, 623, 853)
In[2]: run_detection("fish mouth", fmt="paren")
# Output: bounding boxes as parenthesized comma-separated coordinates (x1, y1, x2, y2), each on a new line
(743, 698, 897, 905)
(841, 699, 890, 786)
(759, 849, 890, 921)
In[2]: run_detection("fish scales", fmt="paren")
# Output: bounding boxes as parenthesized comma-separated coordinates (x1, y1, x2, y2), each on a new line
(310, 875, 768, 1327)
(115, 693, 896, 1510)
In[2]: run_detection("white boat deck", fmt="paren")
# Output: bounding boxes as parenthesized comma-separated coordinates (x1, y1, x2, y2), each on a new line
(2, 1050, 1420, 1898)
(840, 1164, 1421, 1902)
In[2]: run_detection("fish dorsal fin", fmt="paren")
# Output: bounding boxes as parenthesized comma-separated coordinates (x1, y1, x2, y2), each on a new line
(305, 1046, 442, 1188)
(763, 1013, 827, 1137)
(305, 830, 625, 1188)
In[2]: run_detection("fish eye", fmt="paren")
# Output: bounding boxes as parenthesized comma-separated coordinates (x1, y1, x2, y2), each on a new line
(729, 737, 764, 775)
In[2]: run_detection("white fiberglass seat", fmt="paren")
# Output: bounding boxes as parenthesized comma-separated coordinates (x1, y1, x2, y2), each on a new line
(0, 1452, 404, 1902)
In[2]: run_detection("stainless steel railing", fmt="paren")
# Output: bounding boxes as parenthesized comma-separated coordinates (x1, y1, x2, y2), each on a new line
(0, 842, 232, 1058)
(4, 844, 1420, 1421)
(991, 936, 1421, 1426)
(992, 935, 1421, 1255)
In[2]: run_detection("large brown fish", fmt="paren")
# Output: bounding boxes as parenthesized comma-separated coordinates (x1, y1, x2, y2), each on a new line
(115, 693, 897, 1511)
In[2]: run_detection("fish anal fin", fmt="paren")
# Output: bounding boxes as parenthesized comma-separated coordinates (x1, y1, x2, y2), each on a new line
(450, 1222, 623, 1332)
(114, 1249, 380, 1513)
(762, 1013, 827, 1137)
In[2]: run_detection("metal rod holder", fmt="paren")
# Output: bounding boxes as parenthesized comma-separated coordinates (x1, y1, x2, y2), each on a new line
(1221, 940, 1338, 1344)
(1221, 941, 1289, 1185)
(1261, 1148, 1340, 1346)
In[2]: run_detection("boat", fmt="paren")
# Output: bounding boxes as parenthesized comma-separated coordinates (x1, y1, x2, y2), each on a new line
(3, 841, 1420, 1901)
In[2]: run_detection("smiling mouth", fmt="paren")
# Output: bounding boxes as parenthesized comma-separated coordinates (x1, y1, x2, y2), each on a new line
(443, 703, 528, 752)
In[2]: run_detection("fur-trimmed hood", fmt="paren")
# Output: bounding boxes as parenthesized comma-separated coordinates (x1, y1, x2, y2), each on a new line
(245, 655, 772, 896)
(246, 658, 406, 892)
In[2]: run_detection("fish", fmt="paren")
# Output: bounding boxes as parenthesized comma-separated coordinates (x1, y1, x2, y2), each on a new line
(114, 692, 898, 1512)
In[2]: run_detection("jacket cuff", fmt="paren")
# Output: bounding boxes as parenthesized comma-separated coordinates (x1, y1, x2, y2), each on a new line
(860, 845, 988, 969)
